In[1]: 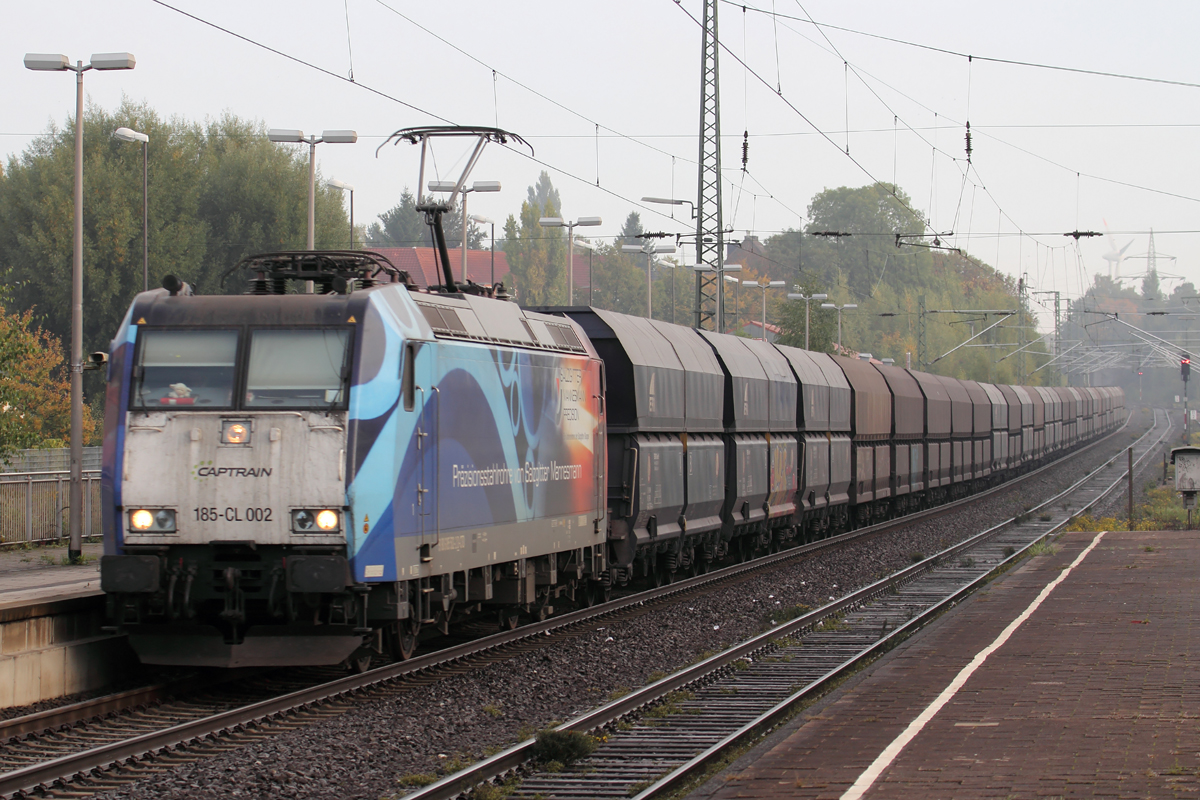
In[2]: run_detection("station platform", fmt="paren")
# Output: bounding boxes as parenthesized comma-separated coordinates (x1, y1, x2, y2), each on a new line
(0, 542, 102, 610)
(691, 529, 1200, 799)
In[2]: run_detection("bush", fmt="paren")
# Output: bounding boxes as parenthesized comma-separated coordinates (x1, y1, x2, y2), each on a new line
(531, 729, 597, 766)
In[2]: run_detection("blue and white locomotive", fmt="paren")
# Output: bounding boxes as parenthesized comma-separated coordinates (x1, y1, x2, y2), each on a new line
(101, 251, 608, 668)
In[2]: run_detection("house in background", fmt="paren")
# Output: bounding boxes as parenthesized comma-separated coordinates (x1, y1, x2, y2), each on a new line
(368, 247, 511, 290)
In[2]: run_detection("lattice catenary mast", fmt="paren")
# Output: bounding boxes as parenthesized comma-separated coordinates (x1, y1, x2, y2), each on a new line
(694, 0, 725, 330)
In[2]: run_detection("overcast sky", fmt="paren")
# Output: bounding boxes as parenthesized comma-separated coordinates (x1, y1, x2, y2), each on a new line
(6, 0, 1200, 330)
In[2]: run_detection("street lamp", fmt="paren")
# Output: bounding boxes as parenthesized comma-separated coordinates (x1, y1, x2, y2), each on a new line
(743, 278, 787, 341)
(326, 179, 354, 249)
(26, 51, 135, 563)
(623, 241, 676, 318)
(113, 126, 149, 292)
(469, 215, 496, 287)
(786, 291, 828, 350)
(267, 128, 357, 253)
(820, 302, 858, 353)
(541, 215, 602, 305)
(641, 196, 697, 220)
(433, 180, 501, 284)
(573, 237, 596, 306)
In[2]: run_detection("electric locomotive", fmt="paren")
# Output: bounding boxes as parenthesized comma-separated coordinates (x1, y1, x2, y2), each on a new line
(101, 250, 608, 668)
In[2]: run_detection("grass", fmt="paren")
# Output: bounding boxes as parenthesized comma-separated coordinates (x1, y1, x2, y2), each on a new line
(396, 773, 438, 788)
(644, 690, 695, 719)
(1066, 483, 1191, 532)
(530, 729, 597, 766)
(482, 704, 503, 718)
(1026, 540, 1058, 557)
(909, 552, 925, 564)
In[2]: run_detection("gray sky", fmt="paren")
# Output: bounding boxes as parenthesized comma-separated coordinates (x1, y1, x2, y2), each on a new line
(7, 0, 1200, 331)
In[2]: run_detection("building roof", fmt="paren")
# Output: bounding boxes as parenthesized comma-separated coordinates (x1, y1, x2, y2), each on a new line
(367, 247, 511, 289)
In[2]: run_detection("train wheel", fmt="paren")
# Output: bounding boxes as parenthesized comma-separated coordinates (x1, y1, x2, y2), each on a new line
(351, 652, 373, 674)
(499, 610, 520, 631)
(387, 619, 419, 661)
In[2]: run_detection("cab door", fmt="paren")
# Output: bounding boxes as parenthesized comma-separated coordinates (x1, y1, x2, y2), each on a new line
(413, 343, 439, 554)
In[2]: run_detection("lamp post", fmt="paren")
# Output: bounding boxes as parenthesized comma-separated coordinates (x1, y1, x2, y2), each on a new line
(26, 51, 136, 563)
(573, 237, 596, 306)
(432, 181, 501, 284)
(821, 302, 858, 353)
(326, 179, 354, 249)
(469, 215, 496, 286)
(268, 128, 357, 255)
(113, 126, 149, 292)
(786, 291, 828, 350)
(623, 241, 677, 318)
(541, 215, 602, 305)
(744, 278, 787, 341)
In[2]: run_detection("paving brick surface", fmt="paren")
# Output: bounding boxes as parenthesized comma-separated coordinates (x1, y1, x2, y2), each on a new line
(691, 530, 1200, 799)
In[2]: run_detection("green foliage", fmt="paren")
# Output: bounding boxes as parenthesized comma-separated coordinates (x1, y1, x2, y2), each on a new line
(0, 101, 352, 395)
(0, 303, 96, 454)
(364, 187, 483, 250)
(530, 729, 597, 766)
(503, 171, 566, 305)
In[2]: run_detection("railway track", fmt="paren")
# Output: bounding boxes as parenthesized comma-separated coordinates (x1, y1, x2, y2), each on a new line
(420, 409, 1170, 800)
(0, 413, 1152, 799)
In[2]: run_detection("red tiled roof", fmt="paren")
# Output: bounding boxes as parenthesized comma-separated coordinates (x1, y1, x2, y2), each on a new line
(367, 247, 510, 289)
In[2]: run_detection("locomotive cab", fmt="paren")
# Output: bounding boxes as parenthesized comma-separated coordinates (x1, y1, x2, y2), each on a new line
(103, 277, 365, 667)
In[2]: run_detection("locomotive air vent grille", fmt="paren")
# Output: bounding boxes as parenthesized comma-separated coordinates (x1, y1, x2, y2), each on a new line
(417, 303, 468, 334)
(546, 323, 585, 352)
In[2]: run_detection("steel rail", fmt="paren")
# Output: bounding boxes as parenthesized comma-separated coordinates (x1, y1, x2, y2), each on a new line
(390, 411, 1161, 800)
(0, 412, 1142, 798)
(630, 409, 1173, 800)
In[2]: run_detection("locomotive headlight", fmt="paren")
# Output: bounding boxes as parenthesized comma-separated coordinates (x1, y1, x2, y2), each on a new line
(291, 509, 340, 532)
(129, 508, 175, 532)
(221, 420, 251, 445)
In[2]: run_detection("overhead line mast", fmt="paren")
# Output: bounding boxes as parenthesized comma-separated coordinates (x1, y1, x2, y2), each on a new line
(695, 0, 725, 330)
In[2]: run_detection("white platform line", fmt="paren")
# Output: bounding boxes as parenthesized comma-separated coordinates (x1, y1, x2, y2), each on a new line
(840, 530, 1107, 800)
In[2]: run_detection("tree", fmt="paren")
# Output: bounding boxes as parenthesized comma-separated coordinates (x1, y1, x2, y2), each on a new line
(503, 172, 566, 304)
(617, 212, 643, 249)
(0, 101, 352, 403)
(364, 188, 483, 250)
(0, 303, 95, 456)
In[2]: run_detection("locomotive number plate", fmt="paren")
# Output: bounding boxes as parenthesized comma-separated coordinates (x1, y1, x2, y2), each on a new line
(194, 507, 274, 522)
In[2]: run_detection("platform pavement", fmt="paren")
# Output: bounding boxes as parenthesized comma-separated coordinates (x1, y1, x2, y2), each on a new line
(0, 542, 103, 610)
(688, 529, 1200, 799)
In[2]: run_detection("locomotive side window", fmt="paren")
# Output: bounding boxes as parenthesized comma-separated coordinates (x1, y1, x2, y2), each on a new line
(132, 330, 239, 409)
(244, 329, 351, 409)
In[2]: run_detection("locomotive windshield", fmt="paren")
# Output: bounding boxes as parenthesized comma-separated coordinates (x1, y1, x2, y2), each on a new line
(244, 329, 350, 408)
(132, 329, 239, 408)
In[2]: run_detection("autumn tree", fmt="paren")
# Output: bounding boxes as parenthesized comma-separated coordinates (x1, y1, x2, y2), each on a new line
(0, 304, 94, 456)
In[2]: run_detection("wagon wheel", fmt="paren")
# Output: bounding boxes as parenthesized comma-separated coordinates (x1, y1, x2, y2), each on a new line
(386, 618, 420, 661)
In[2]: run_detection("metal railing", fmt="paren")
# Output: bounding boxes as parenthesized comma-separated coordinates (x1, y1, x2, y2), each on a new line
(0, 470, 102, 546)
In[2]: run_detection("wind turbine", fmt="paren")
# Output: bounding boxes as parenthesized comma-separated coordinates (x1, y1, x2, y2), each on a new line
(1101, 219, 1134, 280)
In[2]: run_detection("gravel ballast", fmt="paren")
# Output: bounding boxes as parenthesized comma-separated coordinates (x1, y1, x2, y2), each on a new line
(95, 414, 1151, 800)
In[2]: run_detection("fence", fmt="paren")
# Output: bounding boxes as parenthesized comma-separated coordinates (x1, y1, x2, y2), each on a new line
(0, 471, 103, 546)
(0, 447, 102, 474)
